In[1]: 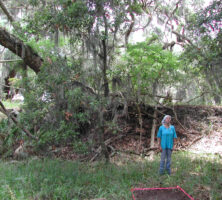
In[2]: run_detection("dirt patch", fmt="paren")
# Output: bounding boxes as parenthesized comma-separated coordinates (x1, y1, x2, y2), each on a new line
(132, 188, 192, 200)
(189, 115, 222, 155)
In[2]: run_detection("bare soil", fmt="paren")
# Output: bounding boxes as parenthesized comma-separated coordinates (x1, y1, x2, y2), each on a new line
(132, 188, 191, 200)
(189, 115, 222, 155)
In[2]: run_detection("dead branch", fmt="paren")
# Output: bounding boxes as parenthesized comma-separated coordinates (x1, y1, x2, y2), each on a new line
(144, 147, 159, 152)
(172, 30, 195, 46)
(116, 149, 142, 156)
(0, 100, 38, 140)
(71, 80, 96, 95)
(185, 91, 210, 104)
(189, 136, 203, 146)
(171, 105, 189, 133)
(147, 95, 189, 133)
(90, 134, 127, 162)
(0, 83, 23, 90)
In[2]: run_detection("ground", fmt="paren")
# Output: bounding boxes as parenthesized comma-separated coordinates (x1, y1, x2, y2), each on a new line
(132, 188, 191, 200)
(189, 128, 222, 155)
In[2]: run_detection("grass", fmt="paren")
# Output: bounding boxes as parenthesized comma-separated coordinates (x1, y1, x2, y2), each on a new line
(0, 151, 221, 200)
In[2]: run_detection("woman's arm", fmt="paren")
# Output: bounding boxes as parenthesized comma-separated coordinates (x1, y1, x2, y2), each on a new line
(172, 138, 176, 151)
(157, 126, 162, 151)
(172, 126, 177, 151)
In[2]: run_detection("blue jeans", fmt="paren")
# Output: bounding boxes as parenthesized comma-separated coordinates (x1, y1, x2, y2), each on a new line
(159, 149, 172, 175)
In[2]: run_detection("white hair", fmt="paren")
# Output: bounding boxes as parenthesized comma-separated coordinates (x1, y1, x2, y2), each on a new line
(162, 115, 171, 125)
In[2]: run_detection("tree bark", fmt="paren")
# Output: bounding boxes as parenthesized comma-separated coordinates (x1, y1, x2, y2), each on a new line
(102, 14, 109, 97)
(102, 39, 109, 97)
(125, 12, 135, 47)
(0, 0, 42, 73)
(150, 107, 157, 149)
(0, 27, 43, 73)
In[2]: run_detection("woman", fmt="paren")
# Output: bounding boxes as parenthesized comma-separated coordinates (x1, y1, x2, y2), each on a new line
(157, 115, 177, 175)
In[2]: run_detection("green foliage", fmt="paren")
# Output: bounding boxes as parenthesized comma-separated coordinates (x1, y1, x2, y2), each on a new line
(23, 0, 145, 44)
(182, 0, 222, 105)
(24, 0, 95, 40)
(19, 55, 93, 146)
(196, 0, 222, 34)
(128, 2, 143, 14)
(0, 119, 22, 157)
(110, 39, 181, 101)
(0, 152, 221, 199)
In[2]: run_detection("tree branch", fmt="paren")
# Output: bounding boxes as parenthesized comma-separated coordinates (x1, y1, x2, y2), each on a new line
(125, 12, 135, 46)
(0, 59, 22, 63)
(0, 27, 43, 73)
(0, 0, 15, 23)
(0, 83, 23, 90)
(185, 91, 209, 104)
(172, 30, 195, 46)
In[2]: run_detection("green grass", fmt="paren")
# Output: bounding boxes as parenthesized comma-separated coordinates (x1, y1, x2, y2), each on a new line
(0, 151, 221, 200)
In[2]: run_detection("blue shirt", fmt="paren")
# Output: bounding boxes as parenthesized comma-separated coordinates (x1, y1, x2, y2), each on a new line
(157, 125, 177, 149)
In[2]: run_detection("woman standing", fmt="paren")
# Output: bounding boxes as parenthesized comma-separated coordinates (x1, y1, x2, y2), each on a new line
(157, 115, 177, 175)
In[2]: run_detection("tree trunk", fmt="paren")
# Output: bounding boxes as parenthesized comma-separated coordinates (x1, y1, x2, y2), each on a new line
(102, 14, 109, 97)
(0, 27, 43, 73)
(54, 28, 59, 47)
(149, 78, 159, 159)
(150, 107, 157, 148)
(136, 103, 143, 153)
(148, 105, 158, 160)
(98, 105, 109, 163)
(102, 39, 109, 97)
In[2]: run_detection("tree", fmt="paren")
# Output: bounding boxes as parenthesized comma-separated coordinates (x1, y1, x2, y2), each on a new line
(0, 27, 43, 73)
(111, 38, 180, 152)
(181, 0, 222, 104)
(20, 0, 146, 96)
